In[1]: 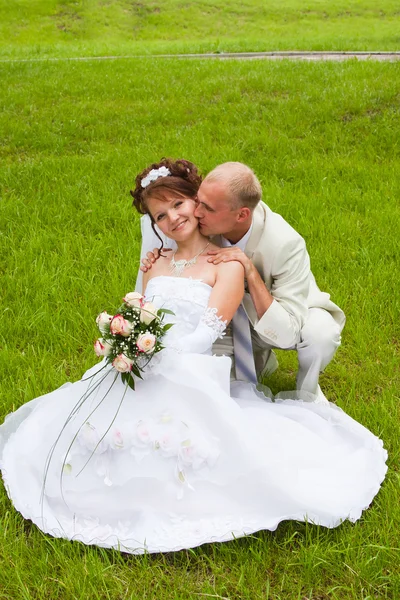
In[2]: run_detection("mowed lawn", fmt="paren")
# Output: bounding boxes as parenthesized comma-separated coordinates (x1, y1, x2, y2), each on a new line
(0, 0, 400, 59)
(0, 56, 399, 598)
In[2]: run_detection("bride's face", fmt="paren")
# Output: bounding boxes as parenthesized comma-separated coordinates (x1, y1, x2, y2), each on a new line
(147, 194, 199, 241)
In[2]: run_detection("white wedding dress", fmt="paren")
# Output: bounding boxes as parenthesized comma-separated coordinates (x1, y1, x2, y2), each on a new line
(0, 277, 387, 554)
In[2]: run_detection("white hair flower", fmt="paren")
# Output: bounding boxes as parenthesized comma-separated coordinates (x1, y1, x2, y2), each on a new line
(141, 166, 171, 188)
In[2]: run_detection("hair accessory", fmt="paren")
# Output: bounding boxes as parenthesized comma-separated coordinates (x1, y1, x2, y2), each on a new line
(141, 167, 171, 189)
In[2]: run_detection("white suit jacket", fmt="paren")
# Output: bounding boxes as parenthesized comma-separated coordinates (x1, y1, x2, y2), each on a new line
(135, 202, 345, 352)
(213, 202, 345, 350)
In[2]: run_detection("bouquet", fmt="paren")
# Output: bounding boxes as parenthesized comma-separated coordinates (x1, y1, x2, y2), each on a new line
(93, 291, 174, 390)
(41, 291, 174, 503)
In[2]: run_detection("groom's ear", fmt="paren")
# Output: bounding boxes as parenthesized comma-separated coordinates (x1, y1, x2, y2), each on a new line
(237, 207, 251, 222)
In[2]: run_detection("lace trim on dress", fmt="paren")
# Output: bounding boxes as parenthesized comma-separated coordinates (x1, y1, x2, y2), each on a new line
(200, 307, 227, 340)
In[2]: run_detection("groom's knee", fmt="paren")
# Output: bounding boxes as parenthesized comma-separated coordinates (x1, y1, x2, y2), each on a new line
(297, 308, 342, 369)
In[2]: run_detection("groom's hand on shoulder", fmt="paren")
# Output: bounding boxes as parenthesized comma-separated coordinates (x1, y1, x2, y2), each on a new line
(207, 248, 254, 278)
(140, 248, 172, 272)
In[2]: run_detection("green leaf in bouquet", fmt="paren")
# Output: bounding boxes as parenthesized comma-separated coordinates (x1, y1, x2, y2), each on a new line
(157, 308, 175, 316)
(162, 323, 174, 332)
(126, 375, 136, 391)
(131, 364, 143, 380)
(121, 372, 136, 390)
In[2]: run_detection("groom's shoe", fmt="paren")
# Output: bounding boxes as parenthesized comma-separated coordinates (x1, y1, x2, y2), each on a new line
(313, 385, 330, 406)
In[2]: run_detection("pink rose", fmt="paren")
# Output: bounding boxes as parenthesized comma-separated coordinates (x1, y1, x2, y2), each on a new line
(94, 338, 112, 357)
(123, 292, 143, 308)
(140, 301, 157, 325)
(136, 421, 152, 444)
(136, 332, 156, 354)
(110, 314, 133, 337)
(112, 429, 124, 449)
(96, 311, 113, 333)
(112, 354, 134, 373)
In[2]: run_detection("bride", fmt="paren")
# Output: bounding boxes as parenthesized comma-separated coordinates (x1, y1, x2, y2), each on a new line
(0, 159, 387, 555)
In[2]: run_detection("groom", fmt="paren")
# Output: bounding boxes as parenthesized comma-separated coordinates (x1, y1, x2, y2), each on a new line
(136, 162, 345, 401)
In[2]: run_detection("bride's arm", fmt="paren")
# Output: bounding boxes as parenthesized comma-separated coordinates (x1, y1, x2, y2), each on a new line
(170, 262, 245, 354)
(208, 261, 245, 323)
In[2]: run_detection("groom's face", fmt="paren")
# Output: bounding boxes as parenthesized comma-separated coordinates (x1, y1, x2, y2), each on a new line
(194, 180, 240, 237)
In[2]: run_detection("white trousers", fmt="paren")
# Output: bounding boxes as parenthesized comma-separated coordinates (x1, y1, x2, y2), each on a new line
(214, 308, 343, 395)
(294, 308, 342, 394)
(254, 307, 343, 394)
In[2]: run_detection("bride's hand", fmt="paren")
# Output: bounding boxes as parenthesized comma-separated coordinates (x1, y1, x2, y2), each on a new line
(207, 248, 254, 278)
(140, 248, 172, 272)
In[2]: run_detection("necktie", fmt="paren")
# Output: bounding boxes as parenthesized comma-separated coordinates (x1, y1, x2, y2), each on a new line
(232, 303, 258, 384)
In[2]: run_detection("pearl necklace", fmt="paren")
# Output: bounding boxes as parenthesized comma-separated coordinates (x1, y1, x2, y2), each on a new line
(169, 242, 210, 277)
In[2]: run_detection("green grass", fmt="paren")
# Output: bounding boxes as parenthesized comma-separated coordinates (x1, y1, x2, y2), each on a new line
(1, 58, 399, 598)
(0, 0, 400, 59)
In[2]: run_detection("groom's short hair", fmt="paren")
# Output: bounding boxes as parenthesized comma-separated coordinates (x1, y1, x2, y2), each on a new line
(204, 162, 262, 210)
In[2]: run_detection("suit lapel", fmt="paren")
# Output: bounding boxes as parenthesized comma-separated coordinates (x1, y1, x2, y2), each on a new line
(244, 202, 266, 259)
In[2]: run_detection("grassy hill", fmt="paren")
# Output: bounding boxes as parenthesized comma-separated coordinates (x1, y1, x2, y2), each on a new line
(1, 0, 400, 59)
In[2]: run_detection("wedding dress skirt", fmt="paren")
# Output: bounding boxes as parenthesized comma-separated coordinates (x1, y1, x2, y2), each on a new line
(0, 277, 387, 554)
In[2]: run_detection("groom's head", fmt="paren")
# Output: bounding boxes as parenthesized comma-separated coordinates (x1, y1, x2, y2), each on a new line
(194, 162, 261, 237)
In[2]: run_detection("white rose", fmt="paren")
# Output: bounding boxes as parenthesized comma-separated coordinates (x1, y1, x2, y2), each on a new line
(140, 302, 157, 325)
(78, 422, 107, 453)
(96, 311, 113, 334)
(123, 291, 143, 308)
(94, 338, 113, 357)
(112, 354, 134, 373)
(136, 332, 157, 354)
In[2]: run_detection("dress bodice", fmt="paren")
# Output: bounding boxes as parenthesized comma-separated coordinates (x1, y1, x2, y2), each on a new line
(144, 276, 212, 340)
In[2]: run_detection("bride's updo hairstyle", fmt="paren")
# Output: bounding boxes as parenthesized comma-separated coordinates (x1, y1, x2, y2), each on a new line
(130, 158, 202, 251)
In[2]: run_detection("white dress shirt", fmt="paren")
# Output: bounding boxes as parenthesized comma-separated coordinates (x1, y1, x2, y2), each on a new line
(220, 223, 253, 252)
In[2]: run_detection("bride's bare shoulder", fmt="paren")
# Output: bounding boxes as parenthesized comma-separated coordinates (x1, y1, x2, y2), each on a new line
(215, 260, 245, 282)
